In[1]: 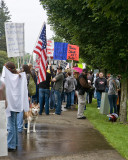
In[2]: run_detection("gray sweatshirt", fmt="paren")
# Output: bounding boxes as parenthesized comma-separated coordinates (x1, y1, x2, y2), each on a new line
(108, 77, 120, 95)
(64, 76, 77, 93)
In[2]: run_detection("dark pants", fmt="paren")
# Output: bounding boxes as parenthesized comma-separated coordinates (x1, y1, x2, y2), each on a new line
(96, 91, 102, 108)
(49, 88, 55, 109)
(39, 88, 50, 115)
(54, 90, 62, 115)
(108, 95, 117, 114)
(66, 92, 71, 108)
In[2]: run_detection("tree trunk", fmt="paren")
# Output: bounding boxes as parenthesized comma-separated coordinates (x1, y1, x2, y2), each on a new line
(120, 78, 128, 123)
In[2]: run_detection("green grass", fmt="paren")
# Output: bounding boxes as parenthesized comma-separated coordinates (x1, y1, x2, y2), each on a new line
(85, 99, 128, 160)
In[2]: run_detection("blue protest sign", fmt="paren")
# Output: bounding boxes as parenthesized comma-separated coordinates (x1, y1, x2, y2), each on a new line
(53, 42, 68, 60)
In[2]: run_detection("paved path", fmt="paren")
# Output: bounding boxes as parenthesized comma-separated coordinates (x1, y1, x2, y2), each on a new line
(0, 105, 125, 160)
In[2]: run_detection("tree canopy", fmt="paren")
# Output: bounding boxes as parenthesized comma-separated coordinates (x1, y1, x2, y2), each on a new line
(40, 0, 128, 78)
(0, 50, 16, 72)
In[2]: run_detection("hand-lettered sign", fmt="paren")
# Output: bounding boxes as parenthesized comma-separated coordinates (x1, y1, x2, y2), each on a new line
(53, 42, 68, 60)
(60, 60, 68, 69)
(47, 40, 54, 57)
(5, 23, 25, 57)
(67, 44, 79, 61)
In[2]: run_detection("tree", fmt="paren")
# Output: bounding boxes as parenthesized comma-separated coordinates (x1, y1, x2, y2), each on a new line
(52, 35, 65, 43)
(0, 50, 16, 72)
(0, 0, 11, 51)
(86, 0, 128, 122)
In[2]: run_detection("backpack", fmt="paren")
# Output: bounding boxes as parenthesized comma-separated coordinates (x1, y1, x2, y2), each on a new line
(28, 75, 36, 96)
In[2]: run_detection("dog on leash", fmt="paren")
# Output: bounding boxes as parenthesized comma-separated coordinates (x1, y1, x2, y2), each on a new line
(24, 102, 40, 134)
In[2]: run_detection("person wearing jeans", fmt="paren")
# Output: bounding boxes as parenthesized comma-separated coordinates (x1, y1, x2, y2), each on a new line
(39, 88, 50, 115)
(52, 66, 64, 115)
(39, 70, 51, 115)
(95, 72, 107, 109)
(2, 62, 29, 152)
(64, 72, 76, 109)
(108, 75, 120, 114)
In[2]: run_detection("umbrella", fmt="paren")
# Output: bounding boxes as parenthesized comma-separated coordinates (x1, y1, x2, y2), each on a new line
(72, 67, 83, 73)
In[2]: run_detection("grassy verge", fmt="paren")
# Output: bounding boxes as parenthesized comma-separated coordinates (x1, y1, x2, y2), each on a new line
(85, 99, 128, 160)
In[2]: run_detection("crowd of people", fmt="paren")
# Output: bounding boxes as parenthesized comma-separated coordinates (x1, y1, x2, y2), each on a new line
(0, 61, 121, 152)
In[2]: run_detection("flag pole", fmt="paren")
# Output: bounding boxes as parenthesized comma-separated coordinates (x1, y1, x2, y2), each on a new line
(29, 22, 46, 65)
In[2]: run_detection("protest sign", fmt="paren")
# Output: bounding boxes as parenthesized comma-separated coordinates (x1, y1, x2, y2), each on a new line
(5, 23, 25, 57)
(0, 101, 7, 156)
(53, 42, 68, 60)
(67, 44, 79, 61)
(60, 60, 68, 69)
(47, 40, 54, 57)
(94, 69, 99, 75)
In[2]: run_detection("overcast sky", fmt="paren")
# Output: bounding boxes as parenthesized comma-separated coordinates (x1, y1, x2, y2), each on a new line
(4, 0, 54, 54)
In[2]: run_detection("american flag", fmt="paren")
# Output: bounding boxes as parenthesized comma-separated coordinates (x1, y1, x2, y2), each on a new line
(33, 23, 47, 84)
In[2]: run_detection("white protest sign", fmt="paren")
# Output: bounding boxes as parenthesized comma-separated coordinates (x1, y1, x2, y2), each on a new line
(5, 23, 25, 57)
(60, 60, 68, 69)
(0, 101, 8, 156)
(47, 40, 54, 57)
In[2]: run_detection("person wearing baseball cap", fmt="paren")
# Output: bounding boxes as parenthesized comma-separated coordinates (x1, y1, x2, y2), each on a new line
(52, 66, 64, 115)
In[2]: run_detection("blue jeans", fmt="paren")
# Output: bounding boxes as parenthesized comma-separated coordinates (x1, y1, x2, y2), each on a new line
(54, 90, 62, 115)
(17, 111, 23, 132)
(71, 90, 75, 105)
(49, 88, 55, 109)
(39, 88, 50, 115)
(96, 91, 102, 107)
(108, 95, 117, 114)
(61, 91, 66, 104)
(66, 92, 71, 108)
(7, 112, 18, 149)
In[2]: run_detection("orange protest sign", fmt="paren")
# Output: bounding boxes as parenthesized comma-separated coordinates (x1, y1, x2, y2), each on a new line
(67, 44, 79, 61)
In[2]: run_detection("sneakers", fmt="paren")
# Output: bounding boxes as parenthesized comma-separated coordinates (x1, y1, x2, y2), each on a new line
(77, 116, 86, 119)
(97, 107, 100, 110)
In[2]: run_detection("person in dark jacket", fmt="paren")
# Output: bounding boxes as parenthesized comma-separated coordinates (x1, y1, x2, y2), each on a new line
(77, 69, 91, 119)
(95, 72, 107, 109)
(39, 68, 51, 115)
